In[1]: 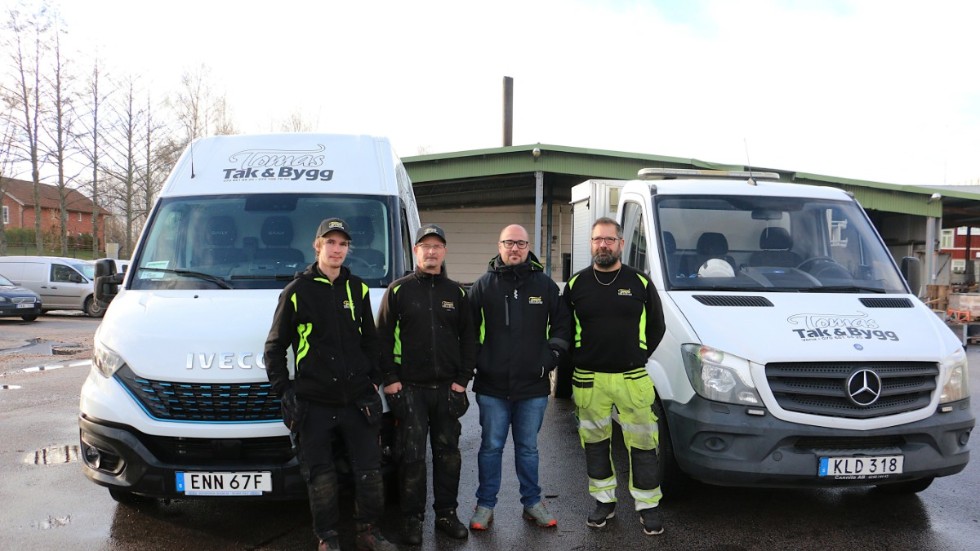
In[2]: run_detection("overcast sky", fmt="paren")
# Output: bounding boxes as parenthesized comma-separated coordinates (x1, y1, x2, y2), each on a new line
(23, 0, 980, 187)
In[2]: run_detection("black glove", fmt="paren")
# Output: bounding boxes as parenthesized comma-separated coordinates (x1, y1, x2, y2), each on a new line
(549, 346, 564, 371)
(280, 387, 302, 431)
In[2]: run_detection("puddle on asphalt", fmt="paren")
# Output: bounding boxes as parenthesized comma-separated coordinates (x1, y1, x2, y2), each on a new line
(26, 445, 80, 465)
(0, 340, 83, 356)
(32, 515, 72, 529)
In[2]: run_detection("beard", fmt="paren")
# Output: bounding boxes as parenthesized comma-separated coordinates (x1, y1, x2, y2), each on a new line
(592, 249, 620, 268)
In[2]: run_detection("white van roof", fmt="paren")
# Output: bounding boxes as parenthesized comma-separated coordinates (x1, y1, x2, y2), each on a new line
(634, 178, 853, 200)
(161, 133, 403, 197)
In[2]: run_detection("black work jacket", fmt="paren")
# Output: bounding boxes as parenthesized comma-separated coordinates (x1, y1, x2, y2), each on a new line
(264, 264, 380, 406)
(468, 252, 570, 401)
(377, 266, 476, 388)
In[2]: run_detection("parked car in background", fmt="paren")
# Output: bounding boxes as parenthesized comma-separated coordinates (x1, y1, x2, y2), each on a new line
(0, 256, 103, 317)
(0, 272, 43, 321)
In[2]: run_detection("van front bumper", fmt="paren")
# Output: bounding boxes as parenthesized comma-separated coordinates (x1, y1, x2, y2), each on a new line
(665, 395, 974, 488)
(79, 414, 307, 500)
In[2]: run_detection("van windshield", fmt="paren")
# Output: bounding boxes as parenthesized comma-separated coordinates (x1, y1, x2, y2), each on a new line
(656, 194, 908, 293)
(130, 194, 395, 290)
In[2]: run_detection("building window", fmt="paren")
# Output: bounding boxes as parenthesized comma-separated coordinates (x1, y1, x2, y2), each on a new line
(2, 205, 7, 225)
(78, 211, 83, 222)
(941, 229, 954, 249)
(952, 259, 966, 274)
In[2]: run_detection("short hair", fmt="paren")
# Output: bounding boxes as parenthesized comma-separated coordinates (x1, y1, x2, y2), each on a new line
(592, 217, 623, 238)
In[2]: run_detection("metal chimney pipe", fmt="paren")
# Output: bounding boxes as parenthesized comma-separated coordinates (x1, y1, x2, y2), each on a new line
(503, 76, 513, 146)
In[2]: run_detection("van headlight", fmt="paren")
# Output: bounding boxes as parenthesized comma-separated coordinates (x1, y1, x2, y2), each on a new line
(939, 347, 970, 403)
(682, 344, 762, 406)
(93, 340, 126, 378)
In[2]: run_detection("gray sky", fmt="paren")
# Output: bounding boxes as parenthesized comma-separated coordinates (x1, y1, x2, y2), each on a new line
(36, 0, 980, 186)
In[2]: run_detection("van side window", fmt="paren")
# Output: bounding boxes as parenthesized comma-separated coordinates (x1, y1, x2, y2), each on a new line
(400, 209, 413, 276)
(621, 202, 648, 273)
(51, 264, 79, 283)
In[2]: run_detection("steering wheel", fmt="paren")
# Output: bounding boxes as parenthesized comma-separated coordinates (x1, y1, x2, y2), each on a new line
(797, 256, 850, 278)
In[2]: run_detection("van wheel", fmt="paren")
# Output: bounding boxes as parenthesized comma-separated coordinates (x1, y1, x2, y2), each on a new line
(872, 477, 934, 494)
(108, 488, 154, 505)
(654, 398, 688, 496)
(85, 296, 105, 318)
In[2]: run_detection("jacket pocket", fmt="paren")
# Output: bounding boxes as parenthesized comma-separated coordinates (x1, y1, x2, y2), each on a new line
(571, 368, 594, 409)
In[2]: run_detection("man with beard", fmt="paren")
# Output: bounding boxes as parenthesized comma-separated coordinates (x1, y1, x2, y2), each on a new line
(561, 217, 667, 536)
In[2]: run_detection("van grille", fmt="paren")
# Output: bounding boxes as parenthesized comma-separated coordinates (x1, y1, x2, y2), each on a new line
(859, 297, 914, 308)
(115, 366, 281, 422)
(692, 295, 773, 307)
(138, 434, 294, 465)
(12, 296, 38, 304)
(765, 362, 938, 419)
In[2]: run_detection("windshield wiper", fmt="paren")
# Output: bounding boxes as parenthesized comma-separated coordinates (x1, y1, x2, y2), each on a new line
(229, 274, 297, 281)
(809, 285, 886, 294)
(135, 266, 232, 289)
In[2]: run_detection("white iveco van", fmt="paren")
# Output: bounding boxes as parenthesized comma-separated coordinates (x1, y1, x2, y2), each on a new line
(79, 133, 420, 502)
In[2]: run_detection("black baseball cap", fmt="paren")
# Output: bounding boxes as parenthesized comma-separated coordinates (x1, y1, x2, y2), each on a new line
(316, 218, 352, 240)
(415, 224, 447, 244)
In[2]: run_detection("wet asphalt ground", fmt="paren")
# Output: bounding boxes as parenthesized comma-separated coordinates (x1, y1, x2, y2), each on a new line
(0, 315, 978, 550)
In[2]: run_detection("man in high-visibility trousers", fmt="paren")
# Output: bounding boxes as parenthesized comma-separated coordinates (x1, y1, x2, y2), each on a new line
(562, 216, 667, 536)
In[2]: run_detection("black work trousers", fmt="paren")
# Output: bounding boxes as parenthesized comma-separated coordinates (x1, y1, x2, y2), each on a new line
(394, 383, 466, 518)
(297, 401, 384, 539)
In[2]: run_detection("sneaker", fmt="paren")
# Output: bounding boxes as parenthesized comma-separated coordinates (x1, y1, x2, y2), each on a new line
(586, 500, 616, 528)
(318, 531, 340, 551)
(401, 514, 422, 545)
(469, 505, 493, 531)
(522, 501, 558, 528)
(355, 524, 398, 551)
(435, 509, 468, 539)
(639, 507, 664, 536)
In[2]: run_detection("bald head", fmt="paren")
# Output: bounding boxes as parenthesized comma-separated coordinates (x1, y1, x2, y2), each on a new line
(498, 224, 530, 266)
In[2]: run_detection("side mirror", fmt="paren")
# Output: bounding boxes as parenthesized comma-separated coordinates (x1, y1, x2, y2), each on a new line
(900, 256, 921, 295)
(94, 259, 122, 305)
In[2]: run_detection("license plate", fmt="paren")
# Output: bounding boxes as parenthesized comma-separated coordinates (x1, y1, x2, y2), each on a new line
(16, 303, 33, 309)
(818, 455, 904, 478)
(175, 471, 272, 496)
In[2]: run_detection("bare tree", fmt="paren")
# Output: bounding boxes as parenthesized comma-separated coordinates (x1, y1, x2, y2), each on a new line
(4, 1, 51, 254)
(279, 109, 314, 132)
(41, 22, 79, 255)
(0, 104, 16, 256)
(102, 75, 143, 257)
(77, 56, 109, 257)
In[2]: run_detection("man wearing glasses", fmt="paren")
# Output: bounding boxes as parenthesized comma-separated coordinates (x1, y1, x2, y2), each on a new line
(378, 224, 475, 545)
(562, 217, 667, 536)
(467, 224, 570, 531)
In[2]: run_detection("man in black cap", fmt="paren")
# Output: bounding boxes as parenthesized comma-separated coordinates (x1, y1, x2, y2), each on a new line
(264, 217, 396, 551)
(378, 223, 476, 545)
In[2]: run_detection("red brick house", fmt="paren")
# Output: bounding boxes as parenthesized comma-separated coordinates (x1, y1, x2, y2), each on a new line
(1, 176, 111, 248)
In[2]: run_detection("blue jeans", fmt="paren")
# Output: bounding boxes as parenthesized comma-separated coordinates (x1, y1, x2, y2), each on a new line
(475, 393, 549, 508)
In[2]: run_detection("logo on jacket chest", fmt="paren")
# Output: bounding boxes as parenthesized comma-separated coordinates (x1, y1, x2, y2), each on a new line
(528, 296, 543, 305)
(343, 300, 352, 310)
(617, 288, 632, 297)
(442, 300, 456, 311)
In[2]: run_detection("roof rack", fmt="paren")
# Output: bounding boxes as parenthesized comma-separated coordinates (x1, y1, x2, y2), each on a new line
(637, 168, 781, 181)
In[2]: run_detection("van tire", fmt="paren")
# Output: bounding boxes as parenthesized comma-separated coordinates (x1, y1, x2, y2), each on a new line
(85, 296, 105, 318)
(21, 315, 38, 322)
(654, 398, 688, 496)
(872, 477, 934, 494)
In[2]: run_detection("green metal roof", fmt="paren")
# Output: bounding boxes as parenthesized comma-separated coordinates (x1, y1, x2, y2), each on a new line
(404, 144, 980, 220)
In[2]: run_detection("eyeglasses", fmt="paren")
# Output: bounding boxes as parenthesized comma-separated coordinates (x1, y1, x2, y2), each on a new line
(417, 243, 445, 251)
(499, 240, 529, 249)
(591, 236, 620, 245)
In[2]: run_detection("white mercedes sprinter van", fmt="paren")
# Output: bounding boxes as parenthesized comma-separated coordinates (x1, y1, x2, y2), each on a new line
(80, 133, 421, 501)
(567, 169, 973, 494)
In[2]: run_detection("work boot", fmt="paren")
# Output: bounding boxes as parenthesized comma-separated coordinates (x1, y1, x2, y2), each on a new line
(355, 524, 398, 551)
(434, 509, 468, 539)
(522, 501, 557, 527)
(586, 499, 616, 528)
(401, 514, 422, 545)
(469, 505, 493, 531)
(639, 507, 664, 536)
(317, 530, 340, 551)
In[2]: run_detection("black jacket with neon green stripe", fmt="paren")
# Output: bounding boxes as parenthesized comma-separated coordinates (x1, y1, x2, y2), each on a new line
(468, 252, 571, 401)
(264, 263, 380, 406)
(377, 266, 476, 388)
